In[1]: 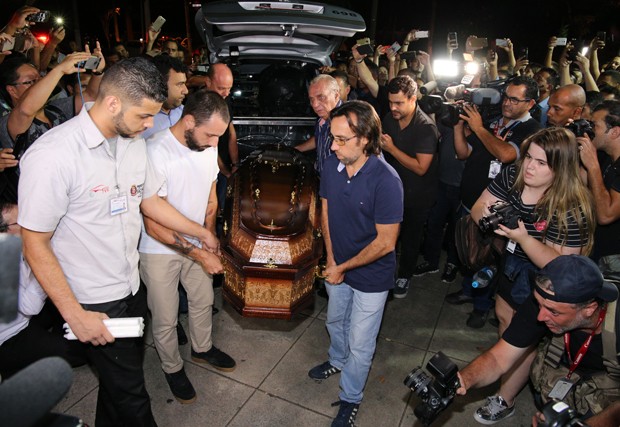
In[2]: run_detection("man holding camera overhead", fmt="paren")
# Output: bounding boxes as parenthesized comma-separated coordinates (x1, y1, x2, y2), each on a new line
(446, 76, 541, 327)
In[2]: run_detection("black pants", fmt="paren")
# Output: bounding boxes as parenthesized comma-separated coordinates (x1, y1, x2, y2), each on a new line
(398, 203, 432, 278)
(80, 286, 157, 427)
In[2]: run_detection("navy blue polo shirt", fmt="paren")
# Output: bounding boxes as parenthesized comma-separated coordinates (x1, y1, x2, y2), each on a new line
(320, 154, 403, 292)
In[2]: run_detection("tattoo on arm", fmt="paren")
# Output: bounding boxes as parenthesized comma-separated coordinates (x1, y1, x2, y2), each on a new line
(166, 232, 195, 255)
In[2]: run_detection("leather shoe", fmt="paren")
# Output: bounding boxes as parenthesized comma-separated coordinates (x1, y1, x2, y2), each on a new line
(191, 346, 236, 372)
(445, 290, 473, 305)
(467, 310, 488, 329)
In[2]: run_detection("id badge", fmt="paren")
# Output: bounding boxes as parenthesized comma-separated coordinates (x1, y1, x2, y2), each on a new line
(548, 378, 574, 400)
(110, 193, 128, 216)
(488, 160, 502, 179)
(506, 239, 517, 253)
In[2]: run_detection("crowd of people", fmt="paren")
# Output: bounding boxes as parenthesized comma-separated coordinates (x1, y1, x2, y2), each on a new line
(0, 3, 619, 427)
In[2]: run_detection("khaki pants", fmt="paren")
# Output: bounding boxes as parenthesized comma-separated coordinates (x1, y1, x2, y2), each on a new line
(140, 253, 213, 373)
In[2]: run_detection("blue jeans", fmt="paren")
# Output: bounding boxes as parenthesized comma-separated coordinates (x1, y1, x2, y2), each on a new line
(422, 182, 461, 267)
(325, 282, 388, 404)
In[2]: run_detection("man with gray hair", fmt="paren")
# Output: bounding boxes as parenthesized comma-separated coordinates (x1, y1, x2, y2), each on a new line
(295, 74, 341, 175)
(18, 57, 216, 426)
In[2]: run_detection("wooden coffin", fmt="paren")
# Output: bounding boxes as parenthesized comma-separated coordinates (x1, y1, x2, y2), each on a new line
(221, 144, 322, 319)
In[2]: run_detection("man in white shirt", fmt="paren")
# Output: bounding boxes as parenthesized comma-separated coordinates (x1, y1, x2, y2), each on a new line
(18, 57, 214, 427)
(139, 90, 235, 404)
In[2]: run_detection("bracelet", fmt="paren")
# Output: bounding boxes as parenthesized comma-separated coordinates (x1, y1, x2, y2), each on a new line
(355, 58, 364, 64)
(92, 71, 104, 76)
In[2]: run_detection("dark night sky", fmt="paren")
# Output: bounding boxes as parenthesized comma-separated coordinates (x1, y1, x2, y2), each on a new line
(3, 0, 620, 64)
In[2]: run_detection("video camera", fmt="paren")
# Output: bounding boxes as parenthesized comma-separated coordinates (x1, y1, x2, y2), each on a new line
(418, 81, 505, 127)
(404, 351, 460, 426)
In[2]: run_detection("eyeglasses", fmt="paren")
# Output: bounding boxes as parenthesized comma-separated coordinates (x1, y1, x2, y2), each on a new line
(502, 94, 531, 105)
(9, 78, 40, 87)
(329, 134, 357, 146)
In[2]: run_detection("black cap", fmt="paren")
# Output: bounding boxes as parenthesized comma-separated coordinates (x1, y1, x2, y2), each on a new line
(533, 255, 619, 304)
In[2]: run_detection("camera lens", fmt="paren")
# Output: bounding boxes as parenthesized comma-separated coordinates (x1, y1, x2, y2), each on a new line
(404, 368, 432, 394)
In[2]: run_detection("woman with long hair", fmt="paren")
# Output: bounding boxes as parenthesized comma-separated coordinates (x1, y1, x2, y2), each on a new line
(468, 127, 596, 424)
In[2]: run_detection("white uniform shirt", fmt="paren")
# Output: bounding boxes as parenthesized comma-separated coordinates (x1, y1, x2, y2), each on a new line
(18, 104, 162, 304)
(138, 128, 219, 255)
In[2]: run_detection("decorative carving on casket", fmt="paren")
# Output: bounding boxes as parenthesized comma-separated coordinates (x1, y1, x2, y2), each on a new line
(221, 144, 322, 319)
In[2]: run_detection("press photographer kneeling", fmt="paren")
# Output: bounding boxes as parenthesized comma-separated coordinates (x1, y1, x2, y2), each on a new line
(455, 255, 620, 426)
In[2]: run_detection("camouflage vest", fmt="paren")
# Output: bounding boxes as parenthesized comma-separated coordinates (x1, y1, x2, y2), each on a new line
(530, 300, 620, 416)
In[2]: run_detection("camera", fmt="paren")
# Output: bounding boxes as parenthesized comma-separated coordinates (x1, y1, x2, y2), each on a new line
(404, 351, 460, 426)
(479, 202, 521, 233)
(566, 119, 595, 139)
(26, 11, 51, 23)
(538, 399, 588, 427)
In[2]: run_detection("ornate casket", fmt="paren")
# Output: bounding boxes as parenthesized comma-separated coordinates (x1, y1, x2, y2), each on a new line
(221, 144, 322, 319)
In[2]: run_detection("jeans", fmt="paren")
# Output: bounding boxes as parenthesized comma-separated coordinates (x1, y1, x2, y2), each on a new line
(325, 282, 388, 404)
(422, 182, 461, 268)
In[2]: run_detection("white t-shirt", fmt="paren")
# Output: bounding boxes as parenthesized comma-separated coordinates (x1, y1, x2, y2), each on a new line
(138, 128, 219, 255)
(18, 104, 162, 304)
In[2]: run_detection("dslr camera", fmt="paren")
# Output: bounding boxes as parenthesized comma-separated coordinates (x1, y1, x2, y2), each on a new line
(566, 119, 595, 139)
(404, 352, 460, 426)
(479, 202, 521, 233)
(538, 399, 588, 427)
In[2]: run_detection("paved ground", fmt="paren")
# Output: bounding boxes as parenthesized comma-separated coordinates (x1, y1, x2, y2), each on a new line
(55, 258, 538, 426)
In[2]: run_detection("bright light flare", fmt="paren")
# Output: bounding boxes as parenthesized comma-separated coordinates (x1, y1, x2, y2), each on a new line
(433, 59, 459, 78)
(464, 61, 480, 75)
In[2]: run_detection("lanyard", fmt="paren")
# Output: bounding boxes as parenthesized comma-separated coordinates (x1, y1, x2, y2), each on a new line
(563, 305, 607, 379)
(492, 120, 520, 141)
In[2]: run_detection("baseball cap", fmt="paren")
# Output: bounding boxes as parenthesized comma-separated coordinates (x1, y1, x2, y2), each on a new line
(533, 255, 619, 304)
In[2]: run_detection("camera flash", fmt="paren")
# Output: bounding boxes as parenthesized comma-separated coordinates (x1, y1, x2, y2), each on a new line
(464, 61, 479, 75)
(433, 59, 459, 78)
(55, 17, 64, 25)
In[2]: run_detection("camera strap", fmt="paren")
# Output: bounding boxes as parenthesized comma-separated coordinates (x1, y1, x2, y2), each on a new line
(563, 305, 607, 379)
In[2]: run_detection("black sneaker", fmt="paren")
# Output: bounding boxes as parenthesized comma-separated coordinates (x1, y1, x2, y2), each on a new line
(191, 346, 236, 372)
(412, 261, 440, 277)
(164, 368, 196, 404)
(466, 310, 488, 329)
(445, 289, 473, 305)
(441, 263, 458, 283)
(308, 361, 341, 380)
(177, 322, 188, 346)
(393, 278, 410, 299)
(331, 400, 359, 427)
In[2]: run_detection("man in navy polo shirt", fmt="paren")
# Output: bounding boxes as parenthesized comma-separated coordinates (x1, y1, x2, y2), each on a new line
(307, 101, 403, 427)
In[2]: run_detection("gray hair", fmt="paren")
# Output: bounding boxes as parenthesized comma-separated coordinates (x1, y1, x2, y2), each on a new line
(310, 74, 340, 95)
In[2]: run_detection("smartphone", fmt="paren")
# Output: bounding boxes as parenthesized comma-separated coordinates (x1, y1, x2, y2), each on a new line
(12, 137, 27, 161)
(520, 47, 529, 60)
(414, 30, 429, 39)
(388, 41, 401, 54)
(469, 37, 488, 49)
(12, 35, 26, 53)
(356, 38, 374, 56)
(495, 38, 508, 48)
(76, 57, 101, 70)
(400, 51, 417, 60)
(597, 31, 606, 41)
(556, 37, 568, 46)
(26, 11, 51, 23)
(581, 47, 589, 56)
(448, 32, 458, 43)
(1, 37, 15, 52)
(151, 16, 166, 32)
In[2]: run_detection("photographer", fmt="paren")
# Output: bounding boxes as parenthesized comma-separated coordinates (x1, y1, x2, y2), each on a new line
(468, 127, 596, 423)
(456, 254, 620, 427)
(446, 76, 542, 327)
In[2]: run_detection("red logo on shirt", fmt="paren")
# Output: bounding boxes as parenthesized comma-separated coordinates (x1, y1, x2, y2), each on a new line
(534, 220, 548, 232)
(91, 185, 110, 193)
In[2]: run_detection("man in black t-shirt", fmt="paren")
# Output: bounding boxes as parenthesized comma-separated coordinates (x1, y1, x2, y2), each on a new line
(456, 255, 619, 422)
(446, 76, 542, 327)
(380, 76, 439, 299)
(577, 100, 620, 262)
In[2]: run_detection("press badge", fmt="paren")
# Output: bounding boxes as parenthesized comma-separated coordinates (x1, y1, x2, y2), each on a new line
(506, 239, 517, 253)
(488, 160, 502, 179)
(110, 193, 128, 216)
(548, 378, 575, 400)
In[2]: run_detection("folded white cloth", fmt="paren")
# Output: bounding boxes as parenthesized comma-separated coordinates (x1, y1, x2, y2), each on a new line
(63, 317, 145, 340)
